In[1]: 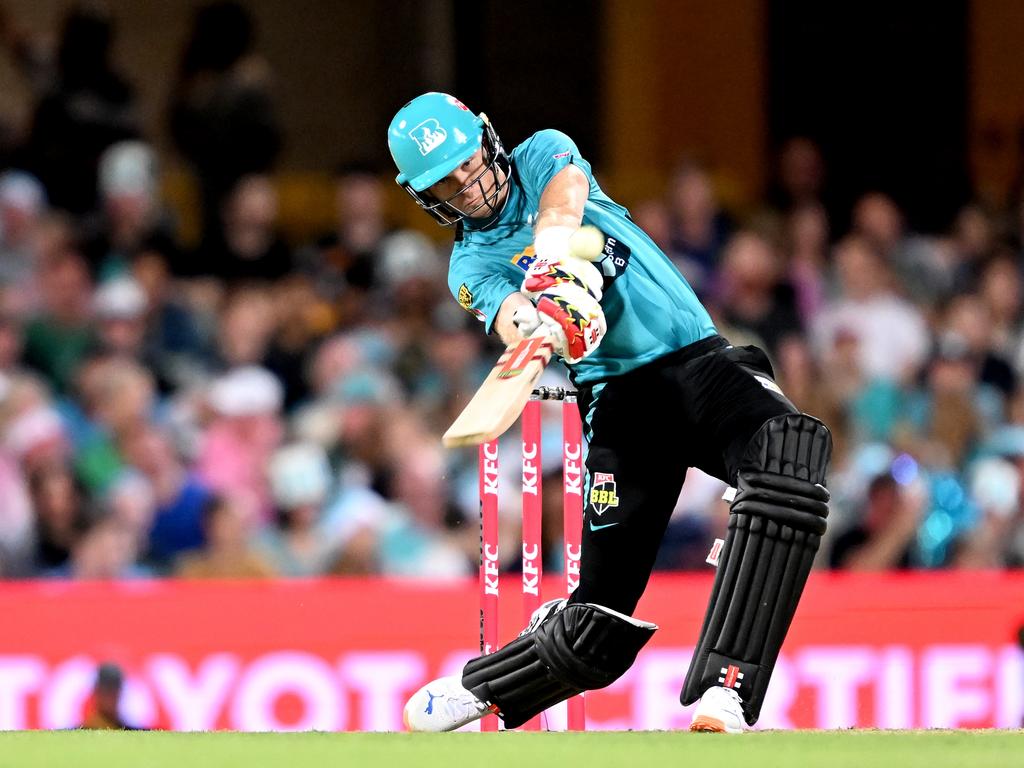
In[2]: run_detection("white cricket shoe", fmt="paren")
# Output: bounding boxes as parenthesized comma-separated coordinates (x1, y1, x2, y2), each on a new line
(403, 675, 496, 732)
(689, 686, 746, 733)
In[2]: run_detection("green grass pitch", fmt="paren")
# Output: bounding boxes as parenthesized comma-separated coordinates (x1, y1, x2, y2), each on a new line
(0, 729, 1021, 768)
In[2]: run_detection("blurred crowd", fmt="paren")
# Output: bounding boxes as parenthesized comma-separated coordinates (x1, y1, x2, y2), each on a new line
(641, 142, 1024, 572)
(0, 3, 1022, 583)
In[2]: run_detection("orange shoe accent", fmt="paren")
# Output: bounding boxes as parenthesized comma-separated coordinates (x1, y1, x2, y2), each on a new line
(689, 715, 727, 733)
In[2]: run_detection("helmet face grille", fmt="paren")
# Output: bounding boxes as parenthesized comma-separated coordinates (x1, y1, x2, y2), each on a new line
(405, 119, 511, 227)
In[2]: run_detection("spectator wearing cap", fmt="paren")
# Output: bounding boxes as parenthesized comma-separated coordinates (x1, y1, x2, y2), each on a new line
(373, 230, 445, 325)
(93, 276, 148, 358)
(372, 231, 451, 398)
(89, 275, 187, 394)
(3, 398, 71, 475)
(0, 171, 47, 313)
(330, 366, 402, 482)
(81, 141, 180, 279)
(372, 233, 448, 376)
(257, 442, 342, 576)
(196, 366, 284, 522)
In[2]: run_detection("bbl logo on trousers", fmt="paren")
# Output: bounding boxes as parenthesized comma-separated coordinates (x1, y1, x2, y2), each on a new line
(589, 472, 620, 515)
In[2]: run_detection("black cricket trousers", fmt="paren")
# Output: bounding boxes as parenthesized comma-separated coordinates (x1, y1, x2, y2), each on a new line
(569, 334, 797, 615)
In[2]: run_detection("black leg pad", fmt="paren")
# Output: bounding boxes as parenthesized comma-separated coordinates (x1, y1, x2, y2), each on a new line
(462, 602, 656, 729)
(680, 413, 832, 725)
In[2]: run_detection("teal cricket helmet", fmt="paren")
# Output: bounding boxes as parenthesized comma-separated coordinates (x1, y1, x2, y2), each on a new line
(387, 92, 510, 226)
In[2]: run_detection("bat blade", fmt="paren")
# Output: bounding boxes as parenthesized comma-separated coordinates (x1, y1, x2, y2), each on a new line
(442, 329, 555, 447)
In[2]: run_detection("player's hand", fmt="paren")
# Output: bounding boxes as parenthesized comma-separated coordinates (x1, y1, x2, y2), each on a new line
(519, 226, 607, 364)
(512, 303, 567, 345)
(512, 298, 605, 365)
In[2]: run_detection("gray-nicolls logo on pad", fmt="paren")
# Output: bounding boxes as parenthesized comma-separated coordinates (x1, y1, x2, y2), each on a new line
(719, 665, 744, 689)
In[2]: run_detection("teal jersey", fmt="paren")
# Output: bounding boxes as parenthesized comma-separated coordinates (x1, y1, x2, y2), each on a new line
(447, 129, 717, 384)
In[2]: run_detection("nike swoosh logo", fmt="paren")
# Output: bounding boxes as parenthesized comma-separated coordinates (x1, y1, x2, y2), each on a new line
(589, 520, 620, 531)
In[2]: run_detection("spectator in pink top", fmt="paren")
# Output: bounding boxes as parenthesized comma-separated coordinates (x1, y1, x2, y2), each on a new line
(196, 365, 283, 522)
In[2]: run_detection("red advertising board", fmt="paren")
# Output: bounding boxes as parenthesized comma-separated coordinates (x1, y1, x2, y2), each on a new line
(0, 572, 1020, 731)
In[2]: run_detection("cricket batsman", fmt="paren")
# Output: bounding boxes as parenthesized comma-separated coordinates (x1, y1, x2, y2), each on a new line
(388, 93, 831, 733)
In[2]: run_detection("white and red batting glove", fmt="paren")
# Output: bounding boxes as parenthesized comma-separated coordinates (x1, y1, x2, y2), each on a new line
(517, 226, 607, 364)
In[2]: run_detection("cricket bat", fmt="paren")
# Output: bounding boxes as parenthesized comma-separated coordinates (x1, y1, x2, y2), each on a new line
(442, 327, 555, 447)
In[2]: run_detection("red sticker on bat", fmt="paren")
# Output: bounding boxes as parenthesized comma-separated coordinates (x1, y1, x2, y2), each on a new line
(497, 336, 548, 379)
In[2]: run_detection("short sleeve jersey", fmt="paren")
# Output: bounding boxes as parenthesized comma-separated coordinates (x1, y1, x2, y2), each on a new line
(448, 129, 716, 384)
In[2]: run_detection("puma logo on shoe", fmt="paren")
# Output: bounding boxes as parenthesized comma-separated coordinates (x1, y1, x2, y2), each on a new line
(424, 691, 442, 714)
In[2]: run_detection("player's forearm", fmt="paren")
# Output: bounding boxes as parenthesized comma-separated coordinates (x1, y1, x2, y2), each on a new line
(534, 164, 590, 235)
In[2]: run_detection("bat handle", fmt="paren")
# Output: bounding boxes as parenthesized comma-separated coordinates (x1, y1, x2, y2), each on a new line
(531, 386, 578, 401)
